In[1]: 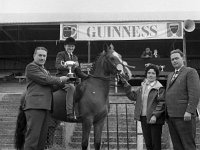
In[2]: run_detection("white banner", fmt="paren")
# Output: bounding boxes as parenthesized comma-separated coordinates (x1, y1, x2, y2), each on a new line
(60, 22, 183, 41)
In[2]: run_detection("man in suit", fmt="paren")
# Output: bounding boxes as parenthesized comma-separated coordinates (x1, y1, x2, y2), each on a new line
(23, 47, 69, 150)
(55, 37, 87, 120)
(165, 49, 200, 150)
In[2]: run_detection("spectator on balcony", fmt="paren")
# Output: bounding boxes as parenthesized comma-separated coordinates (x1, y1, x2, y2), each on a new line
(121, 63, 165, 150)
(152, 49, 160, 58)
(141, 47, 153, 59)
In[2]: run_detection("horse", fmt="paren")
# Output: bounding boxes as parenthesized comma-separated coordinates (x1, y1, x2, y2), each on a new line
(52, 47, 128, 150)
(14, 46, 129, 150)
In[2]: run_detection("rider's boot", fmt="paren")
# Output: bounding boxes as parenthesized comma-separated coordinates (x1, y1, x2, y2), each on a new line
(64, 83, 77, 121)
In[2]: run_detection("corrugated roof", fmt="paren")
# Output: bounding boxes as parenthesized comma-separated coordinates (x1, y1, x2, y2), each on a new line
(0, 0, 200, 24)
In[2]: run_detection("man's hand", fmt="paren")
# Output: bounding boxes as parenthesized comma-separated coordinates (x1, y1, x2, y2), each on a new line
(184, 112, 192, 121)
(149, 115, 156, 124)
(74, 61, 79, 68)
(60, 76, 69, 83)
(63, 83, 73, 90)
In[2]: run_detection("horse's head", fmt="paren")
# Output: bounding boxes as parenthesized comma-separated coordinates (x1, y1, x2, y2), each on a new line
(91, 45, 128, 76)
(104, 50, 124, 75)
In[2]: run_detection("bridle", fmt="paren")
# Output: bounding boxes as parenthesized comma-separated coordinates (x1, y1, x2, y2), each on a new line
(89, 51, 124, 81)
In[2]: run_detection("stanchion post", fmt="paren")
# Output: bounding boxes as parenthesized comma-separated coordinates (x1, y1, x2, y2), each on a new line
(87, 136, 91, 150)
(168, 134, 173, 150)
(136, 121, 143, 150)
(115, 77, 118, 93)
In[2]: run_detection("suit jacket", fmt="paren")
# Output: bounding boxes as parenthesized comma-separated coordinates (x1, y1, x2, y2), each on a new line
(24, 61, 63, 110)
(165, 66, 200, 117)
(55, 51, 78, 76)
(124, 80, 165, 124)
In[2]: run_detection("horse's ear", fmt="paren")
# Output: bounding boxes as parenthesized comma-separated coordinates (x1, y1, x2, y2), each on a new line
(101, 50, 105, 54)
(103, 43, 109, 53)
(109, 43, 114, 50)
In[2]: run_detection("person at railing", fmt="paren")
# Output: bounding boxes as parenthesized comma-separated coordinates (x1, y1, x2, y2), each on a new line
(121, 63, 165, 150)
(141, 47, 153, 59)
(165, 49, 200, 150)
(152, 49, 160, 58)
(55, 37, 88, 120)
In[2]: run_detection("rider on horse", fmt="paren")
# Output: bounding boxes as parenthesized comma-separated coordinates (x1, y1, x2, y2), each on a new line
(55, 37, 88, 121)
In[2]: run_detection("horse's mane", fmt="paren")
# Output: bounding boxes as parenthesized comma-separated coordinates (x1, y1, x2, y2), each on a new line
(89, 51, 106, 74)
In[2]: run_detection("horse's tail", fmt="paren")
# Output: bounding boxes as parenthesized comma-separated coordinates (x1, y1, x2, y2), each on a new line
(14, 92, 27, 150)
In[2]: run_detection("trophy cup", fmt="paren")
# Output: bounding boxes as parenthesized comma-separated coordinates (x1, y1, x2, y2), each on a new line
(61, 60, 76, 80)
(160, 65, 165, 72)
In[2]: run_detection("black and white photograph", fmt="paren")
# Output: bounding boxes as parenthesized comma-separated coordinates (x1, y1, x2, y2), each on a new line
(0, 0, 200, 149)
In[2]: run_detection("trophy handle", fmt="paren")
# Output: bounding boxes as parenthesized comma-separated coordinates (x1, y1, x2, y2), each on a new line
(61, 60, 65, 67)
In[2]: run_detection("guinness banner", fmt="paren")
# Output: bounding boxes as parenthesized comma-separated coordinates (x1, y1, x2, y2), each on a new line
(60, 22, 183, 41)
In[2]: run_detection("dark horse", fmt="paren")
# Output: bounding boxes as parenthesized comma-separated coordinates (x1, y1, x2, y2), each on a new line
(14, 47, 127, 150)
(52, 47, 127, 150)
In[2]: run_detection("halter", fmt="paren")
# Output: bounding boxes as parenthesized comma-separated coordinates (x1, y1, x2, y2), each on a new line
(89, 51, 123, 81)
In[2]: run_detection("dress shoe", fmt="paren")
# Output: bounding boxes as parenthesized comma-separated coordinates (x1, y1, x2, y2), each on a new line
(66, 113, 77, 121)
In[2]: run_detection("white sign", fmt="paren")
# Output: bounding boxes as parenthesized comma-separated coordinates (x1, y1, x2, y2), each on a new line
(60, 22, 183, 41)
(80, 63, 93, 72)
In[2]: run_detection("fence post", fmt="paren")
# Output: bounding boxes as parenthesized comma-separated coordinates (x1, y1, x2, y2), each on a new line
(136, 121, 143, 150)
(168, 134, 173, 150)
(87, 136, 90, 150)
(63, 122, 75, 148)
(115, 77, 118, 93)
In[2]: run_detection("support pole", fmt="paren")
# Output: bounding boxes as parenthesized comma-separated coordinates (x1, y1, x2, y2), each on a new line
(183, 30, 187, 66)
(136, 121, 143, 150)
(114, 77, 118, 93)
(88, 41, 91, 63)
(87, 136, 91, 150)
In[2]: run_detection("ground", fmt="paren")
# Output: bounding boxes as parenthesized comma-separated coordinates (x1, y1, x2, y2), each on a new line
(0, 81, 26, 93)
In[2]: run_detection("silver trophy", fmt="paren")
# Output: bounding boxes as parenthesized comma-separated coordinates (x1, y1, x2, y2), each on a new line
(160, 65, 165, 72)
(61, 60, 76, 78)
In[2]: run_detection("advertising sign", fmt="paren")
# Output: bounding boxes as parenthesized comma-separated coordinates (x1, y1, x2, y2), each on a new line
(60, 22, 183, 41)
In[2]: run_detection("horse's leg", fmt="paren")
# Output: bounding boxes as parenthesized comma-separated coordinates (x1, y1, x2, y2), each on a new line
(93, 117, 106, 150)
(82, 118, 92, 150)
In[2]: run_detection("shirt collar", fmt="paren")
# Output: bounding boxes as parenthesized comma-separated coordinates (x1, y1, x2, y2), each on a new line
(143, 79, 156, 86)
(68, 52, 73, 55)
(148, 81, 156, 87)
(175, 65, 184, 72)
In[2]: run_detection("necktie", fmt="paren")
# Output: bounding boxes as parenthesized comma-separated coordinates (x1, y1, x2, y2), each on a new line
(70, 54, 73, 60)
(170, 71, 178, 83)
(69, 53, 73, 60)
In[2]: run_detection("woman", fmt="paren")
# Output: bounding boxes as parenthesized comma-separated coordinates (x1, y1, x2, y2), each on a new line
(121, 63, 165, 150)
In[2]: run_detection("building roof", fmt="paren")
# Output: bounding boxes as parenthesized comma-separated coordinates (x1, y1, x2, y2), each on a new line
(1, 0, 200, 24)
